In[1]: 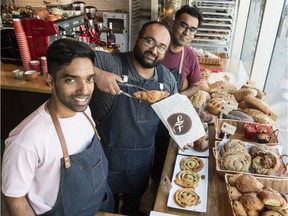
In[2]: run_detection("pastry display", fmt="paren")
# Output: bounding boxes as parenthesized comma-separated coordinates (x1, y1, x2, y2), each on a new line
(174, 170, 201, 188)
(226, 174, 288, 216)
(133, 90, 169, 103)
(174, 188, 201, 208)
(180, 156, 204, 172)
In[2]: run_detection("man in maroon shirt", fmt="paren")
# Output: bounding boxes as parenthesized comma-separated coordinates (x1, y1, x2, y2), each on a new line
(151, 5, 203, 185)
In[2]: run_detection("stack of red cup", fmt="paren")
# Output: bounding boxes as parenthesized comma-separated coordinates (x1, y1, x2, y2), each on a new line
(13, 18, 31, 71)
(41, 56, 48, 77)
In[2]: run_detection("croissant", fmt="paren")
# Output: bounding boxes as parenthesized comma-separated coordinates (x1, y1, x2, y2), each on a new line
(133, 90, 169, 103)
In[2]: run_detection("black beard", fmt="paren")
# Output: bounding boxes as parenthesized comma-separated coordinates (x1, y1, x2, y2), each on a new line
(133, 45, 161, 68)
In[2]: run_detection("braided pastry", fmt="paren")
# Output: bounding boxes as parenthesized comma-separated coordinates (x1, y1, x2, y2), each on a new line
(174, 170, 201, 188)
(174, 188, 201, 208)
(180, 156, 204, 172)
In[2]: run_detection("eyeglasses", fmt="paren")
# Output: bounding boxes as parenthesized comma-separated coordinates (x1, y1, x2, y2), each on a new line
(140, 37, 168, 54)
(175, 21, 198, 35)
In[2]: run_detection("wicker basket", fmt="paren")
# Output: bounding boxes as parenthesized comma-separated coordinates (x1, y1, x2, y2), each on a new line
(224, 174, 288, 216)
(214, 119, 278, 146)
(198, 52, 227, 65)
(213, 140, 287, 178)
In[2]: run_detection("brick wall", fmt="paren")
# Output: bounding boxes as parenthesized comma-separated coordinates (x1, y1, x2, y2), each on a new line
(14, 0, 129, 11)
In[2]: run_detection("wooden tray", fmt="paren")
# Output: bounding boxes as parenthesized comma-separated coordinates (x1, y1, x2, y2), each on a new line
(214, 119, 278, 146)
(213, 140, 287, 178)
(224, 174, 288, 216)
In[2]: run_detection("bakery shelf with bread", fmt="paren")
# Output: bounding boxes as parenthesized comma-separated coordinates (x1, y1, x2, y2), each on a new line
(215, 119, 279, 145)
(213, 139, 287, 178)
(224, 173, 288, 216)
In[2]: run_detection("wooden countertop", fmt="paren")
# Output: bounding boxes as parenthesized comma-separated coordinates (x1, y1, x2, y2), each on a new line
(153, 125, 233, 215)
(0, 47, 119, 94)
(1, 63, 52, 94)
(1, 59, 248, 94)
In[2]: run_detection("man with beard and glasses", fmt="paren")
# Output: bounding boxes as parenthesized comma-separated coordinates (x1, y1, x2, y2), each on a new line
(2, 39, 114, 216)
(151, 5, 203, 186)
(89, 21, 177, 216)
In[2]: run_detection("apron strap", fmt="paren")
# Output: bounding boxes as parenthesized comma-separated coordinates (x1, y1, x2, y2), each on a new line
(47, 100, 71, 169)
(179, 48, 185, 75)
(83, 112, 101, 140)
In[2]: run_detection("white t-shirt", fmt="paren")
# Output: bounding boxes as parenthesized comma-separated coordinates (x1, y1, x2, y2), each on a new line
(1, 101, 95, 214)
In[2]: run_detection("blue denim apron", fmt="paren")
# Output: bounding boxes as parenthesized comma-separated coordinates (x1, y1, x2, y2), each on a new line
(97, 54, 165, 194)
(170, 49, 184, 91)
(43, 101, 114, 216)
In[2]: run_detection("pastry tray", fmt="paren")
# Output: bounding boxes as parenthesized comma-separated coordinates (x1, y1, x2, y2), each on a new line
(224, 174, 288, 216)
(167, 154, 209, 212)
(213, 140, 286, 178)
(214, 118, 278, 145)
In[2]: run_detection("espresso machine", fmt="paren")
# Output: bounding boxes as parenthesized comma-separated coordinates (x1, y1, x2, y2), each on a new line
(21, 14, 86, 60)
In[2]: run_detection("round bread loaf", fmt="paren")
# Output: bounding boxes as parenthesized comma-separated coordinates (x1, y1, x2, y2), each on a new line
(206, 98, 226, 115)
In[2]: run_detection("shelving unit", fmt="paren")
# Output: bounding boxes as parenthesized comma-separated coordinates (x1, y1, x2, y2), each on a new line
(189, 0, 238, 57)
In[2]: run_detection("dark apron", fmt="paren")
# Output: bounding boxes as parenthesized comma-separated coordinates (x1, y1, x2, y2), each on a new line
(43, 101, 114, 216)
(97, 53, 165, 194)
(170, 49, 184, 91)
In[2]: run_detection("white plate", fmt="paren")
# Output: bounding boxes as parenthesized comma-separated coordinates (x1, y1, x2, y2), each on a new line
(178, 146, 209, 157)
(149, 211, 177, 216)
(178, 123, 209, 157)
(167, 155, 209, 212)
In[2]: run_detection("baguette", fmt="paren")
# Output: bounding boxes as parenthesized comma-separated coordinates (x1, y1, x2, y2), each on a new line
(243, 95, 275, 116)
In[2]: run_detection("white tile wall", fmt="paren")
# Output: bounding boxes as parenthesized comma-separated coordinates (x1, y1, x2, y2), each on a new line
(14, 0, 129, 11)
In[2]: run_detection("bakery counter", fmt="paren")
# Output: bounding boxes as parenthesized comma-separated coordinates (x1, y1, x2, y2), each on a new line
(153, 125, 232, 215)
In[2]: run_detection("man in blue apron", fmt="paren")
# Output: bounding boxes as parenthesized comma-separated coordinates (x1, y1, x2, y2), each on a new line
(152, 5, 203, 186)
(90, 21, 177, 216)
(2, 39, 114, 216)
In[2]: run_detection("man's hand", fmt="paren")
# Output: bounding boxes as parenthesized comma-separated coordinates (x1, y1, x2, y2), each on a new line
(4, 195, 35, 216)
(94, 67, 123, 95)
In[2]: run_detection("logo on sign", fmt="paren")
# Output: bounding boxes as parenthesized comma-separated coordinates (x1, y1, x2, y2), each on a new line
(167, 113, 192, 135)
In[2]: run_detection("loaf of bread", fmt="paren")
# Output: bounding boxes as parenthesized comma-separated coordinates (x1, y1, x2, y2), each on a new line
(222, 110, 254, 122)
(205, 98, 226, 115)
(243, 95, 274, 116)
(209, 80, 237, 93)
(243, 108, 275, 125)
(189, 90, 210, 109)
(233, 88, 258, 102)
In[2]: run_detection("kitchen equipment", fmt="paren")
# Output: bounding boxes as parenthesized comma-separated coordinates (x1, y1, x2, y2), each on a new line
(100, 11, 128, 52)
(21, 14, 86, 60)
(72, 1, 86, 14)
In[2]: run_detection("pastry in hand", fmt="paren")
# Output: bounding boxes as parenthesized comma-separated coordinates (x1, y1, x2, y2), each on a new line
(174, 170, 201, 188)
(174, 188, 201, 208)
(133, 90, 169, 103)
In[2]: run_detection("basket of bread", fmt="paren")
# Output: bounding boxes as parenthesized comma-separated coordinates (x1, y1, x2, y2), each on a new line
(225, 173, 288, 216)
(213, 139, 287, 178)
(195, 49, 226, 65)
